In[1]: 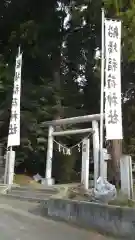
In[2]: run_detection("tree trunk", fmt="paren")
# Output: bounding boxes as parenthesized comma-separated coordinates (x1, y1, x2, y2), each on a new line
(53, 70, 63, 119)
(53, 68, 64, 132)
(111, 139, 122, 188)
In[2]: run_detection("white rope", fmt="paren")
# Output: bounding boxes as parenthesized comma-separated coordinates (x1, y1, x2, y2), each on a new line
(53, 139, 67, 149)
(53, 132, 92, 155)
(54, 139, 72, 155)
(70, 132, 91, 150)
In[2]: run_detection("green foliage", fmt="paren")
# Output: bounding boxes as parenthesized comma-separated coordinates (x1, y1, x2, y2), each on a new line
(0, 0, 135, 181)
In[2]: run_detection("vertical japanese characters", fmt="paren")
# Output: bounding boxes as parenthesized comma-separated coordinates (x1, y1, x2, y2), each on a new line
(105, 20, 123, 140)
(7, 53, 22, 147)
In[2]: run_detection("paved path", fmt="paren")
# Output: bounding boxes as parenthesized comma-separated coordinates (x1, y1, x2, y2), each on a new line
(0, 197, 115, 240)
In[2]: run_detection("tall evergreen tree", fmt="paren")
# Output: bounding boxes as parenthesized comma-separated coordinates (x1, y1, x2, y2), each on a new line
(0, 0, 135, 183)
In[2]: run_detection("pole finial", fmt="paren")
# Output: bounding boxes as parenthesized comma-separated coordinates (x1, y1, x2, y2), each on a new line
(18, 46, 21, 56)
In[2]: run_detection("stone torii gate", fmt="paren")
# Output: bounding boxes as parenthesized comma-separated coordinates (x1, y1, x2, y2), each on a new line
(42, 114, 101, 189)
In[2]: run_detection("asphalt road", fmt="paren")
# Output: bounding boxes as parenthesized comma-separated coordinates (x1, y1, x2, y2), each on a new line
(0, 204, 115, 240)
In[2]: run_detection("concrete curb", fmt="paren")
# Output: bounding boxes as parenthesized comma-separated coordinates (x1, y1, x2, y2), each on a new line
(2, 193, 49, 203)
(47, 198, 135, 238)
(0, 184, 11, 194)
(0, 203, 53, 223)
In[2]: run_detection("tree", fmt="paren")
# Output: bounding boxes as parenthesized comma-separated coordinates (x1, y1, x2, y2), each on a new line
(0, 0, 135, 184)
(0, 0, 86, 180)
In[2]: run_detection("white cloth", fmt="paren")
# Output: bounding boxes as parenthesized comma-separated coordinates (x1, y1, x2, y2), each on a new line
(93, 176, 117, 203)
(33, 173, 42, 182)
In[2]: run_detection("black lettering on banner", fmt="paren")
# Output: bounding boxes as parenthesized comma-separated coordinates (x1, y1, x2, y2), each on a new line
(14, 84, 19, 94)
(16, 59, 21, 68)
(12, 98, 18, 106)
(107, 74, 117, 88)
(108, 110, 119, 124)
(112, 58, 117, 71)
(9, 123, 17, 135)
(108, 41, 113, 54)
(108, 41, 118, 54)
(11, 111, 18, 121)
(15, 71, 21, 81)
(108, 58, 118, 72)
(108, 58, 113, 71)
(107, 92, 118, 107)
(113, 42, 118, 52)
(108, 25, 119, 38)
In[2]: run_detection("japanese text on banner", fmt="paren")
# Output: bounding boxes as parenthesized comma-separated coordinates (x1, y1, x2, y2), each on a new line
(7, 53, 22, 147)
(105, 20, 123, 140)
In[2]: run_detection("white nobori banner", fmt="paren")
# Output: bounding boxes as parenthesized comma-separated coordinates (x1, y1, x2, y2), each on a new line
(7, 52, 22, 147)
(105, 19, 123, 140)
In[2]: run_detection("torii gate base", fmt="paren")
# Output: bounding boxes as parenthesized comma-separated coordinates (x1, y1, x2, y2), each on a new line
(42, 114, 101, 189)
(41, 178, 54, 186)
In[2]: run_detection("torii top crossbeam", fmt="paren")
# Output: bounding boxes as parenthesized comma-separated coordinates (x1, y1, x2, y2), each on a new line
(42, 114, 102, 127)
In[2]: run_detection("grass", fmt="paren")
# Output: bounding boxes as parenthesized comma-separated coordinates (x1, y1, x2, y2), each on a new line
(108, 198, 135, 208)
(13, 175, 135, 208)
(13, 174, 41, 188)
(67, 186, 135, 208)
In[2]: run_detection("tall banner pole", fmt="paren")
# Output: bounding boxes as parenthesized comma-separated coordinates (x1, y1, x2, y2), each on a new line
(104, 19, 122, 140)
(4, 46, 22, 184)
(104, 18, 122, 186)
(99, 8, 105, 177)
